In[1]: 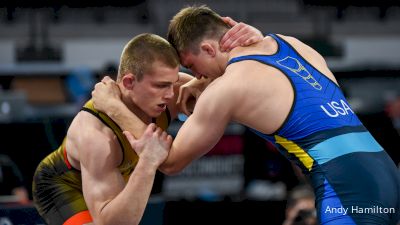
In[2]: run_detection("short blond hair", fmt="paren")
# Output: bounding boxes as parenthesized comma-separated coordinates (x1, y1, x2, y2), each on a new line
(117, 33, 179, 81)
(167, 5, 230, 54)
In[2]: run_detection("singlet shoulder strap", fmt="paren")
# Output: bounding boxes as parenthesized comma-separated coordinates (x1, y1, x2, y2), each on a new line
(268, 33, 279, 39)
(267, 33, 287, 50)
(227, 33, 283, 66)
(80, 100, 125, 163)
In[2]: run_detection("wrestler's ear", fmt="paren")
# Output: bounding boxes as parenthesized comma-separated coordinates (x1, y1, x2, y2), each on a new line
(200, 42, 216, 57)
(122, 73, 135, 90)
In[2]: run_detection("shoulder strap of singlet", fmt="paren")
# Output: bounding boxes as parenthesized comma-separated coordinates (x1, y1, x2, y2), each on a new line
(81, 104, 126, 154)
(227, 33, 283, 66)
(81, 107, 118, 130)
(268, 33, 279, 40)
(81, 100, 171, 137)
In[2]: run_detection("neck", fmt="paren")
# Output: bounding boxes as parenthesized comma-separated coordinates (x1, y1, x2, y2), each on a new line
(119, 84, 152, 124)
(227, 45, 244, 60)
(217, 51, 230, 75)
(228, 38, 276, 58)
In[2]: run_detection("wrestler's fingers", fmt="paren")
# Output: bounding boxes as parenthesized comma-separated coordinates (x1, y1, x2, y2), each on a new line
(154, 126, 163, 136)
(166, 134, 173, 146)
(161, 131, 168, 140)
(101, 76, 112, 83)
(177, 87, 192, 116)
(179, 96, 191, 116)
(222, 16, 238, 27)
(146, 123, 157, 134)
(220, 17, 240, 46)
(220, 22, 247, 51)
(93, 82, 104, 90)
(123, 131, 141, 150)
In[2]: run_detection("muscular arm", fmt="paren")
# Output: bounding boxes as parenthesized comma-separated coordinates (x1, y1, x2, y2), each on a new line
(79, 120, 169, 225)
(120, 81, 235, 176)
(92, 21, 263, 137)
(103, 79, 235, 175)
(159, 81, 234, 175)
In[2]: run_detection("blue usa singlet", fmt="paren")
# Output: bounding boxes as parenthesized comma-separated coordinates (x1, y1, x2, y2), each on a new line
(227, 34, 400, 225)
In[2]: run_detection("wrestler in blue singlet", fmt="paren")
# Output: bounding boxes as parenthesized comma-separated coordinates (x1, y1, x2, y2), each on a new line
(228, 34, 400, 225)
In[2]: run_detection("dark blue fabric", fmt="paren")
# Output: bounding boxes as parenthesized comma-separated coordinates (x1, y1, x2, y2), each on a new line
(227, 34, 400, 224)
(228, 34, 362, 141)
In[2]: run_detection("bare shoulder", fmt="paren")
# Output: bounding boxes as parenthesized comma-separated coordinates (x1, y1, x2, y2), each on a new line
(68, 111, 108, 144)
(200, 68, 251, 110)
(276, 34, 314, 53)
(196, 76, 234, 108)
(67, 111, 122, 169)
(206, 72, 241, 94)
(276, 34, 324, 59)
(276, 34, 298, 42)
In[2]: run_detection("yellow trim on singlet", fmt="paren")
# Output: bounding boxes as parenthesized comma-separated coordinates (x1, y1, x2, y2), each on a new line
(274, 135, 314, 171)
(82, 99, 170, 181)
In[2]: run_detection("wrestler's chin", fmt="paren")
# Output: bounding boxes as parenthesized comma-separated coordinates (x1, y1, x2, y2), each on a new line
(150, 105, 167, 118)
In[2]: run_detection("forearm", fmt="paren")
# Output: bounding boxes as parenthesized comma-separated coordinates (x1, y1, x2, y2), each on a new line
(99, 160, 158, 225)
(158, 133, 205, 175)
(159, 89, 229, 175)
(105, 100, 147, 139)
(158, 142, 185, 175)
(158, 116, 218, 175)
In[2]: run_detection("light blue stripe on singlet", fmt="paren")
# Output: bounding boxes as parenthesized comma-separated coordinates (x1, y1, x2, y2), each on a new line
(308, 132, 383, 165)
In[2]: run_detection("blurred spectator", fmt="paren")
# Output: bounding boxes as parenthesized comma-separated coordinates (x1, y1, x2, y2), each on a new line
(0, 154, 29, 204)
(283, 184, 317, 225)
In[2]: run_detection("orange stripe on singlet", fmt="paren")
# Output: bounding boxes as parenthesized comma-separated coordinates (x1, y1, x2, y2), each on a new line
(63, 210, 93, 225)
(63, 146, 72, 170)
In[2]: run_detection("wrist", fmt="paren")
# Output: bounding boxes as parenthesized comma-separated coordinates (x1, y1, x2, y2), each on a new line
(106, 100, 125, 118)
(136, 158, 159, 173)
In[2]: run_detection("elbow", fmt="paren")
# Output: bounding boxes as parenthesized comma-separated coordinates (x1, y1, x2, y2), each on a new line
(161, 168, 180, 176)
(159, 164, 184, 176)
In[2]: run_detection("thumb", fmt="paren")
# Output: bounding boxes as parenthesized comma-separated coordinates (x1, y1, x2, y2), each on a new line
(123, 131, 140, 149)
(176, 87, 184, 105)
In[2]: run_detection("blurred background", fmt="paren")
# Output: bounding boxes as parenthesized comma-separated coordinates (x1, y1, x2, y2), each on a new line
(0, 0, 399, 224)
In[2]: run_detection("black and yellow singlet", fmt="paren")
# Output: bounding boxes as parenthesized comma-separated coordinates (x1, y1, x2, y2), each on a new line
(32, 99, 170, 225)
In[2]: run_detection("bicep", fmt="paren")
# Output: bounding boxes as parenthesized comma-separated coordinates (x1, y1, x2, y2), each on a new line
(79, 131, 125, 218)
